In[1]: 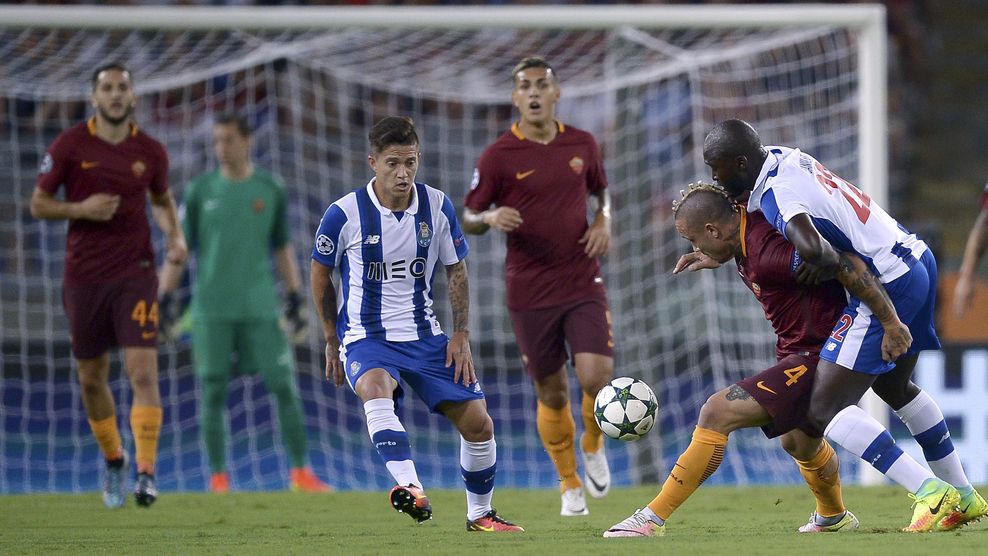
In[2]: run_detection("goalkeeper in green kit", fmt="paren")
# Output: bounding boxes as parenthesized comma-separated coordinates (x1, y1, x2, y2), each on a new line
(159, 114, 330, 493)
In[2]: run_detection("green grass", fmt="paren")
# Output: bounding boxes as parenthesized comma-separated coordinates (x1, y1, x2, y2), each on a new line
(1, 486, 985, 555)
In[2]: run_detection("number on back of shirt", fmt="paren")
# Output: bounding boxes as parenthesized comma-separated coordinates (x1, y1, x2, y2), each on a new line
(813, 161, 871, 224)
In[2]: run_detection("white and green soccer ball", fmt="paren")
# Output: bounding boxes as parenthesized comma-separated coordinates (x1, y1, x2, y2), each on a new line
(593, 377, 658, 441)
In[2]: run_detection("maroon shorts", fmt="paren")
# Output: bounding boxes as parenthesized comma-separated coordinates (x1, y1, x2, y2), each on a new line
(62, 275, 159, 359)
(736, 353, 819, 439)
(508, 295, 614, 380)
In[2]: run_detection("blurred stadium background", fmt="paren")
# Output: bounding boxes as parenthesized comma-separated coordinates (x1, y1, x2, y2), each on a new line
(1, 1, 986, 496)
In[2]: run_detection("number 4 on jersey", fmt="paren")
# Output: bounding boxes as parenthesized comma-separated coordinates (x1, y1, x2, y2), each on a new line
(813, 161, 871, 224)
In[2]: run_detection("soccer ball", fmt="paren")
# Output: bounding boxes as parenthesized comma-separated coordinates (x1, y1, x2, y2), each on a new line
(593, 377, 658, 441)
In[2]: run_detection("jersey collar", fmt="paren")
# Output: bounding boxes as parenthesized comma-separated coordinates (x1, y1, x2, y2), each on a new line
(510, 120, 565, 141)
(747, 147, 783, 213)
(87, 116, 138, 137)
(366, 179, 419, 216)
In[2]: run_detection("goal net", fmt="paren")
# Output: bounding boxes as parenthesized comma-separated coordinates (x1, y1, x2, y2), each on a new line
(0, 5, 886, 493)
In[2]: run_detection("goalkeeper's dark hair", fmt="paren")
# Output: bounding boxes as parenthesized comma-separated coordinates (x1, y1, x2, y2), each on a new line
(512, 56, 556, 82)
(215, 112, 252, 138)
(672, 182, 738, 227)
(91, 62, 131, 91)
(369, 116, 419, 154)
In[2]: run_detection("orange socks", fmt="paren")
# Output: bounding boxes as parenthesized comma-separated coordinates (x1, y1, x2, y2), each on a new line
(130, 405, 162, 475)
(580, 392, 604, 454)
(647, 426, 728, 520)
(88, 415, 123, 460)
(537, 401, 581, 491)
(795, 439, 845, 518)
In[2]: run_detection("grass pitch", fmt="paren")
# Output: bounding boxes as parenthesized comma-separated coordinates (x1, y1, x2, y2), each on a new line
(1, 485, 985, 555)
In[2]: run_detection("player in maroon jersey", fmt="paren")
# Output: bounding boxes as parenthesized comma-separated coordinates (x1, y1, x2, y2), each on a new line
(462, 57, 614, 516)
(606, 183, 877, 537)
(29, 63, 186, 509)
(953, 181, 988, 317)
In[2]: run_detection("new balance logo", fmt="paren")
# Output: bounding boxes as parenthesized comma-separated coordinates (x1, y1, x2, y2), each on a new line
(363, 235, 380, 245)
(939, 431, 950, 444)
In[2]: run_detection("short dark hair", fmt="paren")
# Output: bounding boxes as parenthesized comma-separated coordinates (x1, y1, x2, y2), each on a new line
(214, 113, 252, 138)
(672, 182, 737, 231)
(368, 116, 418, 153)
(91, 62, 131, 91)
(511, 56, 555, 82)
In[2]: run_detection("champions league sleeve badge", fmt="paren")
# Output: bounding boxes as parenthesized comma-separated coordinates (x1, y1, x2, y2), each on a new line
(417, 222, 432, 248)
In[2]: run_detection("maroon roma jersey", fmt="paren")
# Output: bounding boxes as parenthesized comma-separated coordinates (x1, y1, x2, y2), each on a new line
(465, 122, 608, 310)
(37, 118, 168, 284)
(735, 208, 846, 359)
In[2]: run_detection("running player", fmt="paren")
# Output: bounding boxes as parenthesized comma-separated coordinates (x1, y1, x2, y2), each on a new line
(463, 56, 614, 516)
(29, 62, 186, 508)
(605, 184, 861, 537)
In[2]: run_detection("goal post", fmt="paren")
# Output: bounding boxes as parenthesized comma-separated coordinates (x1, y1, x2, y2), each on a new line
(0, 4, 889, 493)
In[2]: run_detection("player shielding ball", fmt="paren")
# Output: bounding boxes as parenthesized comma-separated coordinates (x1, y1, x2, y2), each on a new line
(29, 63, 187, 508)
(606, 184, 862, 537)
(463, 57, 615, 516)
(310, 117, 522, 532)
(704, 119, 987, 531)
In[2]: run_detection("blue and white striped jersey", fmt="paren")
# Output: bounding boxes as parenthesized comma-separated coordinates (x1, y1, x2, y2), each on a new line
(311, 180, 469, 346)
(747, 146, 927, 284)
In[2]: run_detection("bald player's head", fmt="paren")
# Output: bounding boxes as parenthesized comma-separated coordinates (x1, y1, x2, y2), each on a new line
(702, 119, 767, 199)
(673, 183, 741, 264)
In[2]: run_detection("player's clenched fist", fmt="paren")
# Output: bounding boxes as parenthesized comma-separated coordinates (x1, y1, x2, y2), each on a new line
(77, 193, 121, 221)
(483, 206, 523, 232)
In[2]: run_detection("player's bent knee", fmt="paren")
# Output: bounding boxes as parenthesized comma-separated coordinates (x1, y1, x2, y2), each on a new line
(696, 394, 732, 432)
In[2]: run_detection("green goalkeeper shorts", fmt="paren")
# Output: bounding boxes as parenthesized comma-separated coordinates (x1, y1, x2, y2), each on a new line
(191, 317, 293, 380)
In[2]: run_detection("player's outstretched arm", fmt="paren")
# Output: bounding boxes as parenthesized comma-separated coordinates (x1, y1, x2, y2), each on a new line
(673, 250, 721, 274)
(461, 206, 523, 235)
(954, 209, 988, 318)
(834, 251, 912, 362)
(445, 260, 476, 386)
(30, 187, 120, 222)
(310, 260, 343, 385)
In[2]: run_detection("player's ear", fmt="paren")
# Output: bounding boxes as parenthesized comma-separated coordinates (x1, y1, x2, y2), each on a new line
(705, 222, 720, 239)
(367, 154, 376, 171)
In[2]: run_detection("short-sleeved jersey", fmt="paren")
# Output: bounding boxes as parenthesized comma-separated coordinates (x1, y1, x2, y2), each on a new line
(37, 118, 169, 284)
(465, 122, 608, 310)
(747, 146, 927, 284)
(312, 180, 469, 346)
(736, 208, 847, 360)
(182, 168, 290, 319)
(980, 181, 988, 212)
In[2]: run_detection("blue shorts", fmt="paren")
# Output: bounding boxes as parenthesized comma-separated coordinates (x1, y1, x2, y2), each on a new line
(341, 334, 484, 413)
(820, 249, 942, 375)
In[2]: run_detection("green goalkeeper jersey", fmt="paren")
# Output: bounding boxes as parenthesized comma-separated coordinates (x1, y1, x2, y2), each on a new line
(182, 168, 290, 319)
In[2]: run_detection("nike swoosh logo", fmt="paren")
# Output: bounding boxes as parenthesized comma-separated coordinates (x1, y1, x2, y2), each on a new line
(586, 473, 608, 493)
(929, 492, 949, 515)
(81, 161, 99, 169)
(515, 169, 536, 180)
(141, 331, 156, 340)
(756, 381, 777, 395)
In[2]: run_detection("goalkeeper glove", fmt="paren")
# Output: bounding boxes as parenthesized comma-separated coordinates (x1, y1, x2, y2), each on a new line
(282, 290, 309, 345)
(158, 291, 183, 342)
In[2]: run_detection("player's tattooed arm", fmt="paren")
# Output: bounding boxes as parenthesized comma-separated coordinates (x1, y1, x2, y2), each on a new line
(445, 260, 477, 385)
(725, 385, 752, 401)
(834, 251, 912, 361)
(446, 260, 470, 333)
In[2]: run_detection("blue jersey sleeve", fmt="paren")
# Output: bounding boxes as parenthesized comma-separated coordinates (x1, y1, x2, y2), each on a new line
(438, 194, 469, 264)
(312, 203, 348, 268)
